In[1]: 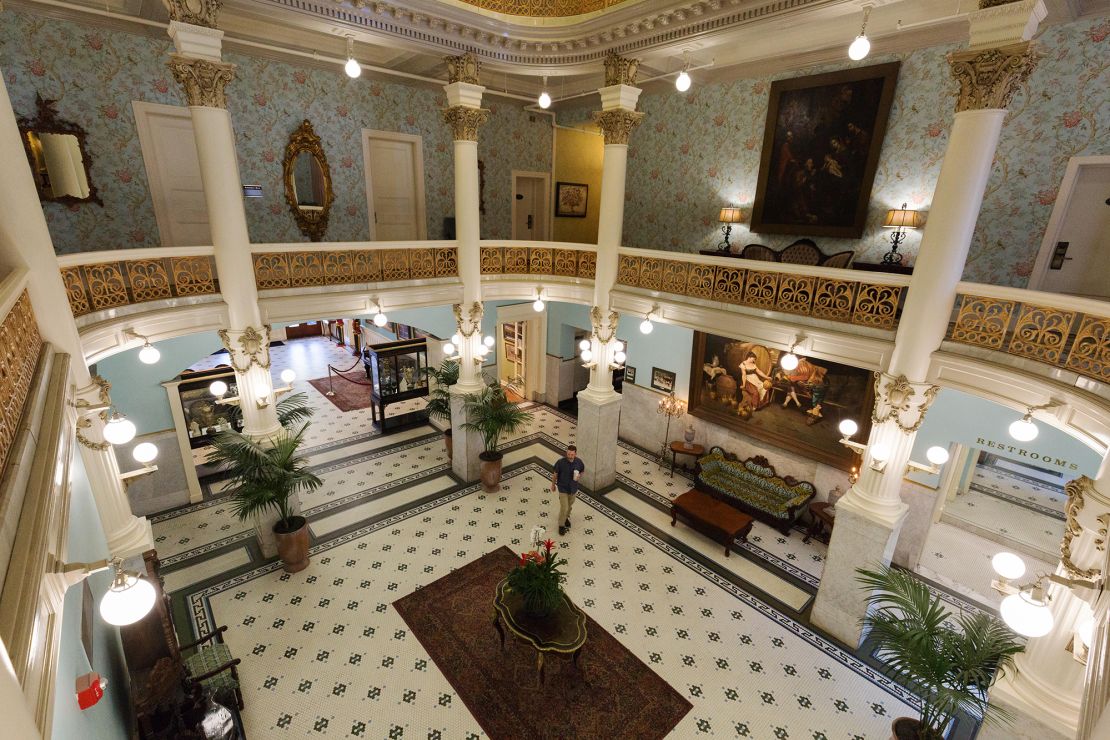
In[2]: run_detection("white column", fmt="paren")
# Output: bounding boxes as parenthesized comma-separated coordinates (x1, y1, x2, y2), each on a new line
(812, 3, 1044, 646)
(0, 73, 152, 558)
(167, 19, 282, 440)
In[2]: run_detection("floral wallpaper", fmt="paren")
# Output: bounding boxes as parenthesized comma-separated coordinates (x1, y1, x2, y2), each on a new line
(563, 16, 1109, 287)
(0, 10, 551, 252)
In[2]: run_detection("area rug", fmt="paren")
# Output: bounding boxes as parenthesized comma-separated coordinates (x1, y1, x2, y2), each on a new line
(393, 547, 693, 740)
(307, 371, 373, 411)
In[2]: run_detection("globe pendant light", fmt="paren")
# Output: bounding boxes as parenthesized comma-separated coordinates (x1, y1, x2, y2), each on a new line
(533, 298, 545, 312)
(344, 36, 361, 79)
(675, 69, 691, 92)
(138, 342, 160, 364)
(102, 412, 137, 446)
(1009, 414, 1038, 442)
(99, 564, 157, 626)
(1000, 586, 1054, 638)
(847, 5, 872, 61)
(639, 319, 654, 335)
(538, 76, 551, 109)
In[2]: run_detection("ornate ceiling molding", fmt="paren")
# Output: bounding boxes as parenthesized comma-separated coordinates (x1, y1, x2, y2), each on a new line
(451, 0, 633, 18)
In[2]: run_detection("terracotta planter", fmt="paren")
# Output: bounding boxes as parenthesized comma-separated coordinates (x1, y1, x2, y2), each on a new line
(479, 451, 503, 492)
(274, 515, 310, 573)
(444, 429, 453, 462)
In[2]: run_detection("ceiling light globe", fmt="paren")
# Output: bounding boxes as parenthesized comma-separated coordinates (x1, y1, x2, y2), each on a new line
(614, 350, 627, 364)
(533, 299, 545, 312)
(100, 573, 156, 626)
(209, 380, 228, 397)
(443, 342, 455, 355)
(483, 335, 495, 348)
(838, 419, 858, 438)
(779, 352, 799, 371)
(132, 442, 159, 465)
(1000, 590, 1054, 638)
(345, 57, 362, 79)
(991, 552, 1026, 581)
(925, 446, 950, 466)
(580, 349, 593, 362)
(639, 319, 654, 335)
(103, 415, 137, 446)
(675, 70, 691, 92)
(848, 34, 871, 61)
(373, 311, 388, 327)
(579, 339, 591, 351)
(138, 343, 160, 365)
(538, 91, 552, 109)
(1009, 417, 1038, 442)
(280, 369, 296, 384)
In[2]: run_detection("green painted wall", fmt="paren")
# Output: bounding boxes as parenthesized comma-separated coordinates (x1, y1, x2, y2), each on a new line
(52, 454, 131, 738)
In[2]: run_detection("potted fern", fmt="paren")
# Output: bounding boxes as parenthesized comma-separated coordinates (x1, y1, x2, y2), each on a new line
(856, 566, 1024, 740)
(207, 393, 322, 572)
(462, 382, 533, 491)
(426, 359, 459, 461)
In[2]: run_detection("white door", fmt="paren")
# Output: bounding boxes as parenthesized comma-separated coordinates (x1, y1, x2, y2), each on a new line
(512, 174, 548, 241)
(362, 131, 426, 240)
(132, 102, 210, 246)
(1034, 159, 1110, 299)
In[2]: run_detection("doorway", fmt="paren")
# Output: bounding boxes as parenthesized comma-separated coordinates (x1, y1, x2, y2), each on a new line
(495, 303, 547, 402)
(132, 101, 210, 247)
(1029, 156, 1110, 299)
(511, 171, 550, 241)
(362, 130, 427, 240)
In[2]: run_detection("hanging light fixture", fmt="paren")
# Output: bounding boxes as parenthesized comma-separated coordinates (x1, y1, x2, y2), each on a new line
(1009, 413, 1039, 442)
(1000, 583, 1054, 638)
(372, 302, 388, 327)
(848, 4, 873, 61)
(533, 287, 546, 312)
(675, 53, 692, 92)
(344, 36, 362, 79)
(102, 412, 137, 446)
(779, 340, 800, 371)
(538, 76, 552, 109)
(640, 306, 658, 335)
(138, 342, 160, 365)
(99, 560, 157, 626)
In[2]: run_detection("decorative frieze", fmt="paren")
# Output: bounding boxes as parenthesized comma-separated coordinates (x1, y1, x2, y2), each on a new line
(445, 52, 481, 85)
(948, 41, 1040, 112)
(0, 292, 43, 474)
(603, 51, 639, 86)
(168, 55, 236, 108)
(163, 0, 223, 27)
(870, 373, 940, 434)
(442, 106, 490, 142)
(218, 325, 272, 372)
(592, 109, 644, 145)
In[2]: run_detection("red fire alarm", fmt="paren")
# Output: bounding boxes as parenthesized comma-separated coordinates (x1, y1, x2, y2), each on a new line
(76, 672, 106, 710)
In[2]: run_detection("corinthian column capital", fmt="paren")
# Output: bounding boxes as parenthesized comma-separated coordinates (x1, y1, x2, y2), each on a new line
(603, 51, 640, 86)
(163, 0, 223, 27)
(592, 108, 644, 145)
(445, 52, 481, 85)
(168, 54, 236, 108)
(442, 106, 490, 142)
(948, 41, 1040, 112)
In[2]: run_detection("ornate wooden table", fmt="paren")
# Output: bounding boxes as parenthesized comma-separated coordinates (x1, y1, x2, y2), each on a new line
(669, 441, 705, 477)
(492, 577, 587, 685)
(803, 501, 836, 544)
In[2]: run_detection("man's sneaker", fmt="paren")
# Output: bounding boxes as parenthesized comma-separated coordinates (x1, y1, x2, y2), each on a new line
(558, 525, 567, 536)
(564, 519, 571, 530)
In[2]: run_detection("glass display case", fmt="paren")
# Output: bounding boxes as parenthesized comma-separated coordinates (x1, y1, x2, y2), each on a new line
(362, 339, 430, 428)
(174, 367, 242, 449)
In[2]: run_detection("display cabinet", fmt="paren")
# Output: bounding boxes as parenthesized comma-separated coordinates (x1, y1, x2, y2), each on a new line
(162, 366, 240, 503)
(362, 339, 430, 429)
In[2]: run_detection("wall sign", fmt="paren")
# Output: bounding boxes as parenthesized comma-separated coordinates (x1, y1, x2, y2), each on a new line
(975, 437, 1080, 471)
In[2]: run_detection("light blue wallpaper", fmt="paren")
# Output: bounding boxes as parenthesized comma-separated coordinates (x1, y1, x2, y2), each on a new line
(0, 9, 552, 252)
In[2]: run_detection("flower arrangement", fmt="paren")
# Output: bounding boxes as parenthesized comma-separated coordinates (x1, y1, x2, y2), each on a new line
(507, 538, 566, 618)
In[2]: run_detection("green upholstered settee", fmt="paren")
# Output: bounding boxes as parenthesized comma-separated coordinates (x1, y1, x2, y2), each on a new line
(695, 447, 816, 535)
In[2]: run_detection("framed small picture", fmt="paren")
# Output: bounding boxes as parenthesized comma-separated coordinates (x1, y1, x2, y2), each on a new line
(624, 366, 637, 385)
(651, 367, 676, 393)
(555, 181, 589, 218)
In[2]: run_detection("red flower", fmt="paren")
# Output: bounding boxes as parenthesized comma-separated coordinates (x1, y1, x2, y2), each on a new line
(1035, 187, 1057, 206)
(152, 78, 169, 94)
(1088, 20, 1109, 42)
(1062, 111, 1082, 128)
(85, 33, 104, 51)
(101, 104, 118, 120)
(293, 70, 307, 84)
(27, 60, 46, 77)
(543, 539, 555, 551)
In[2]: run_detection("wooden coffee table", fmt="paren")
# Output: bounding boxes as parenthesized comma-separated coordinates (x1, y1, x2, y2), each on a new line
(671, 489, 754, 557)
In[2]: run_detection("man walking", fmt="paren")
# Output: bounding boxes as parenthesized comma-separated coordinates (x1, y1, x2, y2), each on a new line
(552, 445, 585, 536)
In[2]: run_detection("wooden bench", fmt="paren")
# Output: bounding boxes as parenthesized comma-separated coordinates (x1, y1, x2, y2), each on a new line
(671, 489, 754, 557)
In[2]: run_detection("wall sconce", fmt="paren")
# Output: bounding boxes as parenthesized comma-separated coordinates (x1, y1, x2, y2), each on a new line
(989, 555, 1102, 638)
(881, 203, 924, 265)
(579, 339, 596, 369)
(118, 441, 159, 487)
(610, 341, 627, 371)
(54, 557, 156, 626)
(837, 419, 950, 476)
(125, 329, 160, 365)
(717, 207, 743, 252)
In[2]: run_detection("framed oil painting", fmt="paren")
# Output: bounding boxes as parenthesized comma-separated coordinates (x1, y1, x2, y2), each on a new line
(688, 331, 873, 470)
(750, 62, 900, 238)
(651, 367, 676, 393)
(555, 181, 588, 218)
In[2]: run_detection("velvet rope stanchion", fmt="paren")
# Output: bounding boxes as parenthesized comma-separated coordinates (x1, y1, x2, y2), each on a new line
(324, 357, 368, 397)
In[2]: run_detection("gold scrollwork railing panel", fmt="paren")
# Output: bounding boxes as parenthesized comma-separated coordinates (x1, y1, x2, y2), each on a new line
(614, 255, 904, 330)
(948, 294, 1110, 383)
(251, 247, 459, 290)
(63, 256, 219, 317)
(476, 246, 596, 281)
(0, 291, 43, 475)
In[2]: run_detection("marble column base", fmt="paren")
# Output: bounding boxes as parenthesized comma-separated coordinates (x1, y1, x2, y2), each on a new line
(449, 391, 484, 483)
(984, 675, 1075, 740)
(576, 390, 622, 490)
(810, 501, 903, 647)
(254, 493, 303, 559)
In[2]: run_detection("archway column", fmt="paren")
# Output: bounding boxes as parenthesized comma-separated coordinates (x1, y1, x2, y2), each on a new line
(0, 72, 151, 559)
(576, 53, 643, 491)
(811, 0, 1045, 646)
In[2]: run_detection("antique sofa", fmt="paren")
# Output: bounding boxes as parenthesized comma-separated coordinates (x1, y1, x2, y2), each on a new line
(694, 447, 816, 534)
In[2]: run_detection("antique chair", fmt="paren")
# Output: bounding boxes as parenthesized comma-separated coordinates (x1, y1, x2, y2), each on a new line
(820, 250, 855, 268)
(182, 625, 244, 710)
(778, 238, 822, 265)
(739, 243, 778, 262)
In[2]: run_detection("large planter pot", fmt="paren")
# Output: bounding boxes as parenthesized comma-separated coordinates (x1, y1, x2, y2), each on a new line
(274, 515, 310, 573)
(479, 451, 503, 492)
(890, 717, 928, 740)
(444, 428, 453, 462)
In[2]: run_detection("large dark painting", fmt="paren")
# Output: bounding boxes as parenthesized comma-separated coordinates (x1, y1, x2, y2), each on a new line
(688, 332, 873, 471)
(750, 62, 900, 238)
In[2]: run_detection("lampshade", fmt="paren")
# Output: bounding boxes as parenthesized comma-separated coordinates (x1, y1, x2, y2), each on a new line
(991, 552, 1026, 581)
(99, 571, 156, 626)
(1000, 589, 1054, 638)
(882, 208, 924, 229)
(718, 207, 743, 224)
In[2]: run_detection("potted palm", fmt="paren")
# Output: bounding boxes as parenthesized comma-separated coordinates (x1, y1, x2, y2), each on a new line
(462, 382, 534, 491)
(856, 566, 1024, 740)
(426, 359, 459, 461)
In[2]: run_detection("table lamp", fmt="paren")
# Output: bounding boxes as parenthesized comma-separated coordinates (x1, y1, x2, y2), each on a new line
(717, 207, 743, 252)
(881, 203, 924, 265)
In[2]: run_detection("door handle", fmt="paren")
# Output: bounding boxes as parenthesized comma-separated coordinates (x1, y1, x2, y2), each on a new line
(527, 215, 534, 229)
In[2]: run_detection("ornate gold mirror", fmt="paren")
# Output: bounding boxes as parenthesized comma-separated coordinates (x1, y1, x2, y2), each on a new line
(283, 119, 333, 241)
(18, 95, 101, 205)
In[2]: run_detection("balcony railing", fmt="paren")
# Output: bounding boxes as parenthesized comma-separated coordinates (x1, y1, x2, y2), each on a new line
(479, 241, 596, 280)
(947, 284, 1110, 383)
(250, 241, 459, 290)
